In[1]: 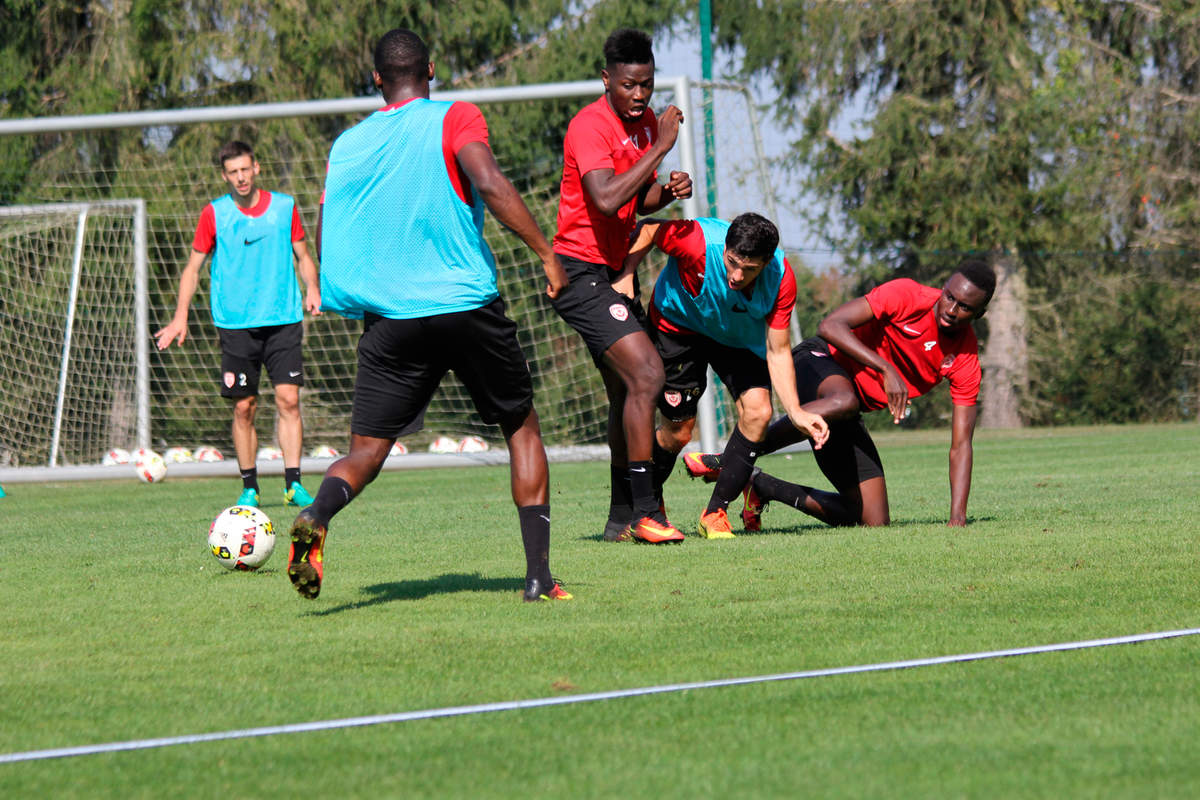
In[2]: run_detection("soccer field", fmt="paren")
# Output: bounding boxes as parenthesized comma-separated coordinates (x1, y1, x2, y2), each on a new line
(1, 423, 1198, 798)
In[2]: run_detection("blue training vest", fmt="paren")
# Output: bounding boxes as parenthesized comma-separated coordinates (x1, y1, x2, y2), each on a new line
(209, 192, 302, 329)
(652, 217, 785, 358)
(320, 99, 499, 319)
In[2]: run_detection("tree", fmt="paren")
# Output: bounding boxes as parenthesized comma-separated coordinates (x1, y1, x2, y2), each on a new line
(710, 0, 1200, 426)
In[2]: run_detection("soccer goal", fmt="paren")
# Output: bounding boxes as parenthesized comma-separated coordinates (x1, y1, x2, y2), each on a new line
(0, 200, 148, 467)
(0, 77, 780, 474)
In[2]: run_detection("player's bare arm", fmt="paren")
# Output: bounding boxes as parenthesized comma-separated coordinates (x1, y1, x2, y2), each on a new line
(579, 105, 686, 217)
(293, 239, 321, 315)
(154, 248, 207, 350)
(457, 141, 568, 298)
(766, 325, 829, 450)
(947, 403, 977, 526)
(614, 218, 666, 298)
(818, 296, 910, 423)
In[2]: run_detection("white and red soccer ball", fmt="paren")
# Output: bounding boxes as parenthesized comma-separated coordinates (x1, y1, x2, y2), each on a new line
(256, 445, 283, 461)
(456, 435, 490, 453)
(102, 448, 131, 466)
(164, 446, 194, 463)
(389, 441, 408, 457)
(194, 446, 224, 463)
(134, 449, 167, 483)
(428, 435, 458, 454)
(309, 445, 340, 458)
(207, 505, 275, 571)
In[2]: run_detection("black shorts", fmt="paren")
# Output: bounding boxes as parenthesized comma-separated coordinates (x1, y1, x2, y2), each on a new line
(792, 337, 884, 486)
(651, 326, 770, 422)
(549, 253, 649, 364)
(217, 322, 304, 399)
(351, 298, 535, 440)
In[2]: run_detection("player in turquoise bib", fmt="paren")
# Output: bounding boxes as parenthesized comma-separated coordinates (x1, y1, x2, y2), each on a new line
(622, 213, 828, 538)
(156, 140, 321, 509)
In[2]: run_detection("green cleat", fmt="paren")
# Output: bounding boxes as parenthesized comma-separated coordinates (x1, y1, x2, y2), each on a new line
(236, 487, 260, 508)
(284, 481, 315, 506)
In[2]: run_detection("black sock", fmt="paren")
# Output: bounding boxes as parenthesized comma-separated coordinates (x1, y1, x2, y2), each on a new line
(240, 467, 258, 492)
(284, 467, 301, 488)
(651, 441, 679, 502)
(752, 470, 808, 508)
(628, 461, 658, 518)
(707, 427, 761, 514)
(309, 477, 354, 527)
(607, 464, 632, 524)
(518, 504, 552, 584)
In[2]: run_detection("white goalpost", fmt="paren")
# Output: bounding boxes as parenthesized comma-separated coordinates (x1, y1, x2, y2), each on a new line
(0, 77, 782, 479)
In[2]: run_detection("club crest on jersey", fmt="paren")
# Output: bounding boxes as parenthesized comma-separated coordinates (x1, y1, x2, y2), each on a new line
(223, 371, 236, 388)
(664, 390, 682, 408)
(609, 303, 629, 322)
(941, 355, 956, 369)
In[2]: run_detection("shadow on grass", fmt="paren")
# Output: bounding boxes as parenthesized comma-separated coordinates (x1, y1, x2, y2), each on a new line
(742, 513, 997, 536)
(306, 572, 523, 615)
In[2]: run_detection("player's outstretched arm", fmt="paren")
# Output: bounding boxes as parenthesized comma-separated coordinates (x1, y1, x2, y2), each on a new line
(766, 326, 829, 450)
(818, 296, 909, 423)
(947, 403, 977, 526)
(457, 141, 568, 298)
(293, 239, 321, 315)
(155, 249, 206, 350)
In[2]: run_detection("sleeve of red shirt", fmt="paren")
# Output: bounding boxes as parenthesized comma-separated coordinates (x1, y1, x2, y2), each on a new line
(191, 204, 216, 254)
(864, 278, 922, 321)
(947, 349, 982, 406)
(443, 101, 490, 204)
(767, 259, 797, 330)
(570, 113, 617, 176)
(291, 204, 306, 241)
(654, 220, 706, 296)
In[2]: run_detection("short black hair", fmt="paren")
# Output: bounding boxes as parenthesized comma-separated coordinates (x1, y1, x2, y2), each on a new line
(604, 28, 654, 68)
(725, 213, 780, 261)
(217, 140, 253, 168)
(375, 28, 430, 83)
(955, 258, 997, 304)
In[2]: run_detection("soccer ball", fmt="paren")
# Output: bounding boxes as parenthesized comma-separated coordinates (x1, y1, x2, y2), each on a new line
(102, 448, 130, 466)
(194, 445, 224, 463)
(309, 444, 340, 458)
(135, 451, 167, 483)
(456, 435, 490, 453)
(164, 446, 194, 463)
(131, 447, 157, 464)
(389, 441, 408, 457)
(256, 445, 283, 461)
(208, 505, 275, 571)
(428, 435, 458, 454)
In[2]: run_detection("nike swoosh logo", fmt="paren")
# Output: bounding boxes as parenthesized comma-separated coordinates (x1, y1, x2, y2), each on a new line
(288, 370, 301, 377)
(243, 236, 266, 245)
(630, 466, 647, 473)
(902, 325, 920, 334)
(539, 515, 551, 523)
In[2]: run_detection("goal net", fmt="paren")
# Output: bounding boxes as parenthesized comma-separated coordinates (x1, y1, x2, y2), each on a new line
(0, 79, 778, 467)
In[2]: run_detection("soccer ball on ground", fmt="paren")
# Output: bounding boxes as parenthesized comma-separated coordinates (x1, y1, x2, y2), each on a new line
(428, 435, 458, 454)
(135, 451, 167, 483)
(208, 505, 275, 571)
(456, 436, 490, 453)
(164, 446, 194, 463)
(256, 445, 283, 461)
(309, 445, 340, 458)
(389, 441, 408, 457)
(131, 447, 157, 464)
(102, 448, 130, 466)
(194, 445, 224, 462)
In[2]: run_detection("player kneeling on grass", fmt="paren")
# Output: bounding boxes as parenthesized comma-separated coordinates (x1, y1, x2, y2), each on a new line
(684, 260, 995, 529)
(621, 213, 828, 540)
(287, 28, 571, 603)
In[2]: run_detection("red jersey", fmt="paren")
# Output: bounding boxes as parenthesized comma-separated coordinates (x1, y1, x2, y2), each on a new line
(319, 99, 488, 206)
(553, 96, 659, 267)
(648, 219, 796, 336)
(192, 190, 305, 253)
(830, 278, 981, 410)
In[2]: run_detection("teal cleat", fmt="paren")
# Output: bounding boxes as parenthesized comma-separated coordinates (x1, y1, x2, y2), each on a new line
(284, 481, 315, 507)
(236, 487, 260, 508)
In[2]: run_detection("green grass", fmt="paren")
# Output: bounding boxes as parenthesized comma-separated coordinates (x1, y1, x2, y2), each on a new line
(1, 422, 1198, 798)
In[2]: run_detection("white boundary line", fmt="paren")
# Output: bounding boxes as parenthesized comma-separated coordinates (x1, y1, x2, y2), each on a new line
(3, 627, 1197, 764)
